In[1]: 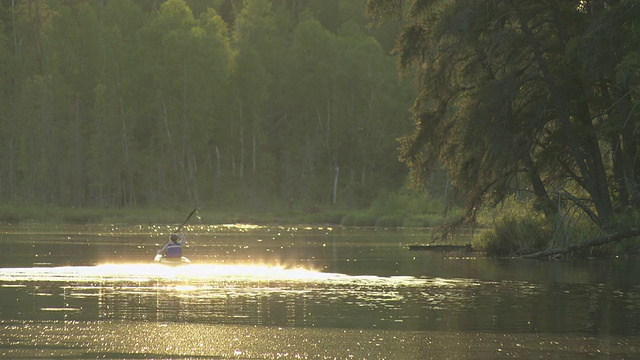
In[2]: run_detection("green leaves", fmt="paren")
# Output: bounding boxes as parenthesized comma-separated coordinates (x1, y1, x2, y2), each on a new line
(372, 0, 640, 228)
(1, 0, 414, 211)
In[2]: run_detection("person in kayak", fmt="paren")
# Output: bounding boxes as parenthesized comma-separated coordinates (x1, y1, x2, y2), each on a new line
(157, 231, 186, 260)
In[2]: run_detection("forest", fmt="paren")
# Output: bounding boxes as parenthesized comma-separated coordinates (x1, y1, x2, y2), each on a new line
(0, 0, 416, 215)
(3, 0, 640, 256)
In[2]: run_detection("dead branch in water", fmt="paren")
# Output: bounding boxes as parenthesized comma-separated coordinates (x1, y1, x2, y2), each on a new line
(521, 228, 640, 259)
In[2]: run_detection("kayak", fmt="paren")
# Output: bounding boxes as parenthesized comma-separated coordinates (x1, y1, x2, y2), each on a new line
(154, 254, 191, 265)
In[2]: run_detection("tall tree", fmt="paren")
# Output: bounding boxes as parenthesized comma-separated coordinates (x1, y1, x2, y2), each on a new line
(193, 7, 233, 205)
(136, 0, 233, 205)
(40, 1, 103, 205)
(136, 0, 200, 204)
(367, 0, 640, 230)
(231, 0, 275, 183)
(0, 12, 13, 201)
(93, 0, 147, 207)
(281, 15, 340, 205)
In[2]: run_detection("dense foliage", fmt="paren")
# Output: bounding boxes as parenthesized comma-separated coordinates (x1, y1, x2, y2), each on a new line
(368, 0, 640, 239)
(0, 0, 415, 212)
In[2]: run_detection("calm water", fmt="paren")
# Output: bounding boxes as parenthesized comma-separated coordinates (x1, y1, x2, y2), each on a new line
(1, 223, 639, 359)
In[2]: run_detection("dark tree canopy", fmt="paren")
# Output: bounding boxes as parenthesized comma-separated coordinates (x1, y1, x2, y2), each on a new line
(368, 0, 640, 229)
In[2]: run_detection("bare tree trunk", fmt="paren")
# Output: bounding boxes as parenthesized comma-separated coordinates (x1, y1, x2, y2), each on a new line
(182, 63, 195, 203)
(162, 98, 180, 169)
(8, 139, 14, 200)
(213, 145, 220, 205)
(237, 95, 244, 181)
(252, 127, 256, 173)
(120, 96, 131, 206)
(332, 166, 339, 205)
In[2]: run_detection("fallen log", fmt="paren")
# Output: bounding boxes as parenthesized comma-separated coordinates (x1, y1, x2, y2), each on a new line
(521, 228, 640, 259)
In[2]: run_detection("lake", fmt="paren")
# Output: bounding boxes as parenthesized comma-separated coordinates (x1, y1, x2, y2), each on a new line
(1, 223, 639, 359)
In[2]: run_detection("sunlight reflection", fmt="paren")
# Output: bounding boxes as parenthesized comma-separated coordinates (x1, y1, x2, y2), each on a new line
(0, 263, 339, 283)
(0, 264, 440, 289)
(219, 224, 263, 230)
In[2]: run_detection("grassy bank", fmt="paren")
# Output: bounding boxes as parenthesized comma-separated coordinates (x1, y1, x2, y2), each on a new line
(0, 205, 291, 226)
(0, 204, 453, 228)
(0, 189, 457, 228)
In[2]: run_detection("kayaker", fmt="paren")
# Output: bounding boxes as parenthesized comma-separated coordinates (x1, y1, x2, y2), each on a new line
(157, 231, 186, 260)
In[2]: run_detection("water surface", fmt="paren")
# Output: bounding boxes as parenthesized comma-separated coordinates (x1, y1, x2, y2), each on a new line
(1, 223, 639, 358)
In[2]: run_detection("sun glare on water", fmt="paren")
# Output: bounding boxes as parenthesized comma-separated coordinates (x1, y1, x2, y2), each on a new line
(97, 263, 335, 281)
(0, 263, 339, 283)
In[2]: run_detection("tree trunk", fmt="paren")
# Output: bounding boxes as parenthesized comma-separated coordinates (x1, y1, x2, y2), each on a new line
(514, 4, 614, 226)
(332, 165, 339, 205)
(523, 152, 555, 218)
(119, 96, 132, 207)
(237, 95, 244, 181)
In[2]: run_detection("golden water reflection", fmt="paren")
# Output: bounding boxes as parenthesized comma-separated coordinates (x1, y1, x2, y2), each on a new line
(0, 263, 432, 284)
(2, 320, 638, 359)
(2, 224, 640, 358)
(0, 263, 483, 331)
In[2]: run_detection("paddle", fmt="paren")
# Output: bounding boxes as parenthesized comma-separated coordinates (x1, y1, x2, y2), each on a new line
(175, 207, 198, 233)
(154, 208, 198, 262)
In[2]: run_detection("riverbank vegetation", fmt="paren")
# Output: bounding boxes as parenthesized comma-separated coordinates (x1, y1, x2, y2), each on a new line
(0, 184, 456, 227)
(368, 0, 640, 257)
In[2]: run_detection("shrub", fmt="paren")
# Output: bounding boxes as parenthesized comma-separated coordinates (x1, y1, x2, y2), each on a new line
(473, 214, 550, 256)
(369, 188, 446, 216)
(614, 237, 640, 255)
(0, 206, 22, 222)
(401, 214, 444, 227)
(375, 214, 404, 227)
(341, 213, 357, 226)
(402, 215, 427, 228)
(353, 212, 378, 227)
(305, 211, 345, 225)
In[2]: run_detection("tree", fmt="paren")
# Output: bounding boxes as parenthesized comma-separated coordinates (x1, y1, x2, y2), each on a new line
(0, 0, 415, 214)
(40, 1, 104, 206)
(0, 12, 13, 201)
(230, 0, 276, 201)
(134, 0, 233, 206)
(279, 15, 341, 206)
(367, 1, 640, 238)
(93, 0, 147, 207)
(334, 21, 412, 203)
